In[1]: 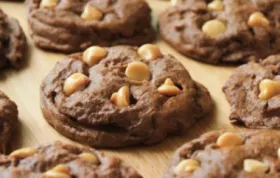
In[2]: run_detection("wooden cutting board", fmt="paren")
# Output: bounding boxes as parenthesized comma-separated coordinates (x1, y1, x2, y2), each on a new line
(0, 1, 239, 177)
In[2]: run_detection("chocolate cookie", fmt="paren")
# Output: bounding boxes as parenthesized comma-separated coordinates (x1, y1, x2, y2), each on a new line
(27, 0, 155, 53)
(164, 130, 280, 178)
(0, 141, 142, 177)
(223, 55, 280, 129)
(159, 0, 280, 64)
(0, 8, 27, 69)
(0, 90, 18, 154)
(40, 44, 213, 148)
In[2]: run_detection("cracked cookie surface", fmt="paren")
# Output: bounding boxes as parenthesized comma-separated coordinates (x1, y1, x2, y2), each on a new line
(0, 90, 18, 154)
(27, 0, 155, 53)
(40, 45, 213, 148)
(159, 0, 280, 64)
(164, 130, 280, 178)
(223, 55, 280, 129)
(0, 8, 26, 69)
(0, 141, 142, 177)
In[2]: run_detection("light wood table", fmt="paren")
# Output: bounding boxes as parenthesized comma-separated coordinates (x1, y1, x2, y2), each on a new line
(0, 1, 238, 177)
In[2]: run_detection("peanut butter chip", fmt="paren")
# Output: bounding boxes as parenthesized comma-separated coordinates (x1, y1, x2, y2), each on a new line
(243, 159, 269, 173)
(40, 0, 58, 8)
(138, 44, 162, 61)
(158, 78, 181, 96)
(111, 86, 130, 107)
(259, 79, 280, 100)
(43, 164, 70, 178)
(9, 147, 37, 158)
(79, 152, 99, 164)
(216, 132, 243, 147)
(83, 46, 107, 66)
(63, 73, 89, 96)
(208, 0, 224, 11)
(81, 6, 103, 21)
(202, 19, 226, 38)
(174, 159, 200, 175)
(248, 12, 269, 28)
(125, 61, 150, 81)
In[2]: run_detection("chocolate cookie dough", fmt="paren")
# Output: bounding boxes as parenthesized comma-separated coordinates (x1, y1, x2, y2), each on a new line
(159, 0, 280, 64)
(0, 90, 18, 154)
(0, 8, 26, 69)
(0, 141, 142, 177)
(27, 0, 155, 53)
(164, 130, 280, 178)
(40, 44, 213, 148)
(223, 55, 280, 129)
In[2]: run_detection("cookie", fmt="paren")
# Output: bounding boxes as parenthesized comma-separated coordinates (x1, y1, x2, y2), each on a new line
(0, 141, 142, 177)
(159, 0, 280, 64)
(223, 55, 280, 129)
(0, 90, 18, 154)
(40, 44, 213, 148)
(27, 0, 155, 53)
(164, 130, 280, 178)
(0, 8, 27, 69)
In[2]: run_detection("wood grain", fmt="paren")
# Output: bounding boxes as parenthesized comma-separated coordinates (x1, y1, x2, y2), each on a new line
(0, 1, 239, 177)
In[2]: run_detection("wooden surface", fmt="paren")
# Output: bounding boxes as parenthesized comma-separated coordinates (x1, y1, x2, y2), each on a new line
(0, 1, 238, 177)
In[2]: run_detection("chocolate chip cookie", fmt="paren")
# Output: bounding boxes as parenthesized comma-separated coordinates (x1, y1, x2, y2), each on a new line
(27, 0, 155, 53)
(223, 55, 280, 129)
(164, 130, 280, 178)
(0, 141, 142, 177)
(40, 44, 213, 148)
(159, 0, 280, 64)
(0, 90, 18, 154)
(0, 8, 27, 69)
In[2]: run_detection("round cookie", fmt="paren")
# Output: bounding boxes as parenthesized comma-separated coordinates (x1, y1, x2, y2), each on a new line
(27, 0, 155, 53)
(159, 0, 280, 64)
(223, 55, 280, 129)
(0, 90, 18, 154)
(0, 8, 27, 69)
(40, 45, 213, 148)
(0, 141, 142, 177)
(164, 130, 280, 178)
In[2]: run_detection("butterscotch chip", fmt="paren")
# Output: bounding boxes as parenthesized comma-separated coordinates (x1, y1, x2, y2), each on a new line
(81, 6, 103, 21)
(138, 44, 162, 61)
(40, 0, 59, 8)
(125, 61, 150, 81)
(202, 19, 226, 38)
(208, 0, 224, 11)
(9, 147, 37, 158)
(258, 79, 280, 100)
(216, 132, 243, 147)
(243, 159, 269, 173)
(174, 159, 200, 175)
(52, 164, 70, 174)
(43, 171, 70, 178)
(111, 86, 130, 107)
(63, 73, 89, 96)
(79, 153, 99, 164)
(248, 12, 269, 28)
(158, 78, 181, 96)
(83, 46, 107, 66)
